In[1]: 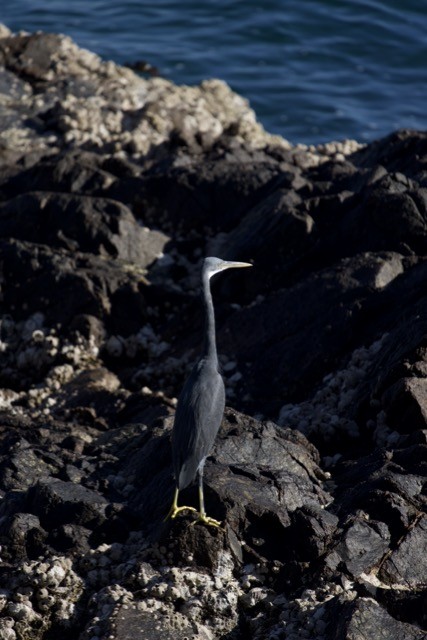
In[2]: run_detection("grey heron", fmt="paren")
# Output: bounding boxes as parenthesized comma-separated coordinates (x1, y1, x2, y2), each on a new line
(166, 257, 252, 527)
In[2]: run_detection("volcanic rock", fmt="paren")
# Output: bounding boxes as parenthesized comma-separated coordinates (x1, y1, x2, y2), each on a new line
(0, 25, 426, 640)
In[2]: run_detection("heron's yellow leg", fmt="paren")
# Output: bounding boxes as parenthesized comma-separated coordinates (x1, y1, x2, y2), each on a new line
(164, 487, 197, 522)
(190, 481, 222, 528)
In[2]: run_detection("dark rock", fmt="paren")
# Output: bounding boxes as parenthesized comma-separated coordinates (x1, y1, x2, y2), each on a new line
(0, 150, 116, 198)
(363, 490, 415, 540)
(28, 478, 108, 529)
(0, 436, 50, 490)
(0, 238, 148, 331)
(335, 446, 426, 522)
(360, 175, 427, 255)
(220, 251, 405, 409)
(392, 444, 427, 476)
(331, 518, 390, 578)
(216, 187, 315, 287)
(325, 596, 426, 640)
(0, 191, 168, 265)
(290, 505, 339, 561)
(379, 515, 427, 589)
(0, 512, 47, 560)
(350, 129, 427, 177)
(377, 589, 427, 630)
(48, 523, 92, 555)
(382, 377, 427, 433)
(116, 392, 173, 425)
(162, 516, 228, 570)
(211, 414, 329, 519)
(106, 158, 283, 233)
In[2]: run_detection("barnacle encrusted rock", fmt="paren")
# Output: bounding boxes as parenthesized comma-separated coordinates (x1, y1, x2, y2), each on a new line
(0, 28, 287, 159)
(0, 556, 83, 639)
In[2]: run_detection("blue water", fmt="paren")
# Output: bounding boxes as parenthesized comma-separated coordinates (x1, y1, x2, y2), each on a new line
(1, 0, 426, 144)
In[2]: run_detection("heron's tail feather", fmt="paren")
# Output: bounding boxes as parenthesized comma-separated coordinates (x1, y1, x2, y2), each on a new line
(178, 455, 205, 490)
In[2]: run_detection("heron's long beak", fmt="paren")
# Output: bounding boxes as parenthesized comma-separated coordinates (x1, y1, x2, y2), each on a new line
(223, 261, 253, 269)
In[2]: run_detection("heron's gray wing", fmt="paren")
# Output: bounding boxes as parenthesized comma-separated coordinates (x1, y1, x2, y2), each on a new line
(172, 362, 225, 489)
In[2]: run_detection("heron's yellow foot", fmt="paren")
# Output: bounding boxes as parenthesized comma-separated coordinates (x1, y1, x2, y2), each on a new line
(164, 488, 198, 522)
(191, 513, 223, 529)
(164, 504, 197, 522)
(172, 505, 197, 519)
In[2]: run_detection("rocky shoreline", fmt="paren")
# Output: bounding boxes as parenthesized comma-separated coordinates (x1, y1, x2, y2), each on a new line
(0, 25, 426, 639)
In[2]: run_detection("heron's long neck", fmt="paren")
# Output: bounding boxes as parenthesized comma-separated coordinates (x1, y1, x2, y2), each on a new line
(201, 272, 217, 363)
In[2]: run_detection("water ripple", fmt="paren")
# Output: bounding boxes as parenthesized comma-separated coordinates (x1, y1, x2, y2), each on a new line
(2, 0, 426, 143)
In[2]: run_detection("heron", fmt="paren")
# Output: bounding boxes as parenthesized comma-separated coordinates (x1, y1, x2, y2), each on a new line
(166, 256, 252, 527)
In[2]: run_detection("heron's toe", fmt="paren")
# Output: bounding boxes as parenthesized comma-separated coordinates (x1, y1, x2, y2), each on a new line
(167, 505, 197, 521)
(192, 513, 223, 529)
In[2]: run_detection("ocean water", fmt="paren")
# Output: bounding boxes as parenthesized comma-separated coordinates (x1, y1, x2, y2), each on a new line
(1, 0, 426, 145)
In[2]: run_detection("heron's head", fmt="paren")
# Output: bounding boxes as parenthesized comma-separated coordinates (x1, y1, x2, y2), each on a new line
(203, 256, 253, 279)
